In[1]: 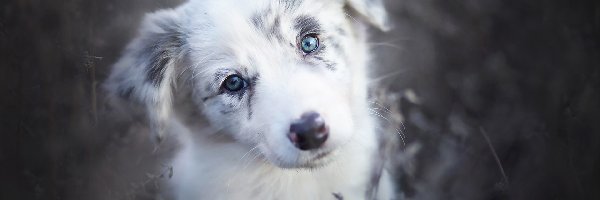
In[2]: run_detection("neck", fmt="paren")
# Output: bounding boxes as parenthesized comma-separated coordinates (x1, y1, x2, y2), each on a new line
(168, 113, 379, 199)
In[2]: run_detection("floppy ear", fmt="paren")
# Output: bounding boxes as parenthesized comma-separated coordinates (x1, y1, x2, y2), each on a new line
(345, 0, 391, 31)
(104, 9, 186, 142)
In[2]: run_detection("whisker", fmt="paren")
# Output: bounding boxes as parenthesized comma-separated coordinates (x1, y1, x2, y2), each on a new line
(368, 101, 393, 114)
(368, 70, 407, 86)
(368, 108, 406, 148)
(243, 149, 263, 170)
(227, 144, 261, 191)
(366, 41, 404, 50)
(239, 145, 259, 162)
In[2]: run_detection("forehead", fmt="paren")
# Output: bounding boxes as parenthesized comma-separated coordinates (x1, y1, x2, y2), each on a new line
(201, 0, 341, 18)
(184, 0, 347, 71)
(187, 0, 344, 45)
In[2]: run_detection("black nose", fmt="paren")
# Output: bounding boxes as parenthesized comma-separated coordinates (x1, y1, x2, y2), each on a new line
(289, 112, 329, 150)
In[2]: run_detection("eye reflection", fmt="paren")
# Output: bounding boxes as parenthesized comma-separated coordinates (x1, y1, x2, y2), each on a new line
(222, 74, 247, 92)
(300, 34, 319, 53)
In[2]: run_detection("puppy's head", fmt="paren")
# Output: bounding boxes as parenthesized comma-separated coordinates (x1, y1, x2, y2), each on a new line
(105, 0, 388, 168)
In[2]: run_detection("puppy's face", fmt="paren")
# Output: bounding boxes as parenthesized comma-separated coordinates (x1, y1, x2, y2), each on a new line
(187, 1, 365, 168)
(107, 0, 387, 169)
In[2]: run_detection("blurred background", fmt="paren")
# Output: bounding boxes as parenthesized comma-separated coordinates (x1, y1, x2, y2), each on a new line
(1, 0, 599, 199)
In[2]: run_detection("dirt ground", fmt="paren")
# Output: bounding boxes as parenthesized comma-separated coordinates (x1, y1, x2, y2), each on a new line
(1, 0, 599, 199)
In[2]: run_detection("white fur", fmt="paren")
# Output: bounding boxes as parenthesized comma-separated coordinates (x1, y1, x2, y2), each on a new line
(105, 0, 394, 199)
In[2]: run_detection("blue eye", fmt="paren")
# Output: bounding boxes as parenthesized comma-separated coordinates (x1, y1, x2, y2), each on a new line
(222, 75, 247, 92)
(300, 34, 319, 53)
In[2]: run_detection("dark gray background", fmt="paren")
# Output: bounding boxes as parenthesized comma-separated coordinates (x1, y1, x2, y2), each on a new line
(1, 0, 598, 199)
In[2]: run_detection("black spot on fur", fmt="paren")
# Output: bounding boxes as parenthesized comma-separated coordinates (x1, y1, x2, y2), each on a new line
(226, 90, 245, 101)
(279, 0, 302, 11)
(251, 12, 284, 43)
(220, 102, 237, 115)
(294, 15, 321, 35)
(269, 16, 284, 41)
(251, 14, 264, 29)
(313, 55, 337, 70)
(141, 18, 185, 87)
(146, 50, 170, 86)
(246, 75, 260, 120)
(214, 69, 230, 82)
(333, 193, 344, 200)
(336, 27, 347, 36)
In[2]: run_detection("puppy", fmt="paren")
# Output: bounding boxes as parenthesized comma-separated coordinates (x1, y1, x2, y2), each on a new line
(105, 0, 394, 199)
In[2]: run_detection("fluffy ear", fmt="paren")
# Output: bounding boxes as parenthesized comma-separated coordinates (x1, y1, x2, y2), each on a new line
(104, 9, 185, 142)
(345, 0, 391, 31)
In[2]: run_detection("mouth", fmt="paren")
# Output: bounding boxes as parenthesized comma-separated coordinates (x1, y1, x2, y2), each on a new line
(301, 149, 338, 168)
(266, 149, 336, 169)
(312, 150, 332, 161)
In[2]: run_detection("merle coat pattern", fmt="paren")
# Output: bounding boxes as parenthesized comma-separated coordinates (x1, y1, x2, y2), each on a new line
(104, 0, 394, 199)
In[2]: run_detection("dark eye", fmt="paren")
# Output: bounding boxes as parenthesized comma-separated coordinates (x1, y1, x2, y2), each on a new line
(222, 75, 247, 92)
(300, 34, 319, 53)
